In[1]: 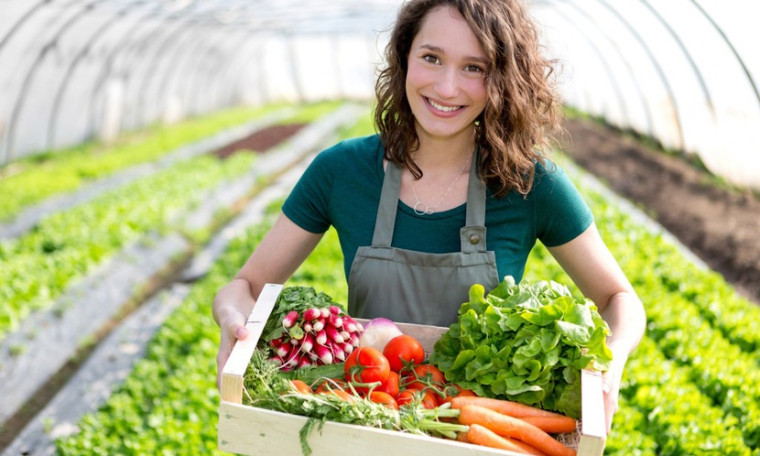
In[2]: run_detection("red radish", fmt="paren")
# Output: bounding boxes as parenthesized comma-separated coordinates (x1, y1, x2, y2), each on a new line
(314, 344, 333, 364)
(315, 330, 327, 345)
(300, 333, 314, 353)
(312, 319, 325, 332)
(325, 325, 344, 344)
(329, 305, 342, 315)
(303, 308, 321, 321)
(282, 310, 299, 328)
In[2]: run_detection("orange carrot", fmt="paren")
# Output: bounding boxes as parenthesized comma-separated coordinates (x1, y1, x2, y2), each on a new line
(466, 424, 547, 455)
(522, 416, 577, 434)
(458, 405, 576, 456)
(450, 396, 569, 419)
(288, 380, 313, 394)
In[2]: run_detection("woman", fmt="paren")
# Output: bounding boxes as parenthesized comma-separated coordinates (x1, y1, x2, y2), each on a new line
(213, 0, 646, 433)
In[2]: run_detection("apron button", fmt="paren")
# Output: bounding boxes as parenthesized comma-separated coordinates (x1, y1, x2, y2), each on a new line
(469, 234, 480, 245)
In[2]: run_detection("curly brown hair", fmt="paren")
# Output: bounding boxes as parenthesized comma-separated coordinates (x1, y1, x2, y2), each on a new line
(374, 0, 561, 197)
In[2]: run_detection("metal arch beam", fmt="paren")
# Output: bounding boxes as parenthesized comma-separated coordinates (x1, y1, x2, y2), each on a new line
(0, 0, 51, 54)
(161, 22, 237, 118)
(0, 0, 88, 164)
(84, 2, 179, 139)
(144, 20, 222, 121)
(586, 0, 687, 152)
(639, 0, 716, 119)
(129, 15, 204, 128)
(2, 0, 100, 162)
(47, 1, 154, 150)
(690, 0, 760, 111)
(533, 0, 652, 135)
(176, 22, 240, 116)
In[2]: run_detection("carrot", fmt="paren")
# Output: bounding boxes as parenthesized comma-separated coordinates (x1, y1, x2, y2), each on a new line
(458, 405, 576, 456)
(522, 416, 577, 434)
(288, 380, 313, 394)
(466, 424, 547, 455)
(450, 396, 569, 419)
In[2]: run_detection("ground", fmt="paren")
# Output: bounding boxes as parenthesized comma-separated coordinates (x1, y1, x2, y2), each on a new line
(559, 117, 760, 305)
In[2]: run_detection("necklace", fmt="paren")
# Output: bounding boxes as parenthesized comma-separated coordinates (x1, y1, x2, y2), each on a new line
(409, 154, 471, 215)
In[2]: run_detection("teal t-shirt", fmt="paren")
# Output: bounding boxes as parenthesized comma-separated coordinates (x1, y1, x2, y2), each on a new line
(282, 134, 593, 283)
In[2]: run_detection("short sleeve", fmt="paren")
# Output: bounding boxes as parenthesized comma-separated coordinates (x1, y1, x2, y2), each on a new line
(281, 147, 337, 234)
(533, 161, 594, 247)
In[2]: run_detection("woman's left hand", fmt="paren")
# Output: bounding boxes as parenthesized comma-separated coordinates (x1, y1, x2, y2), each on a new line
(601, 353, 628, 434)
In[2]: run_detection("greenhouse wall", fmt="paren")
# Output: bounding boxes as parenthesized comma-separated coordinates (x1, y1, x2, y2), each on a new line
(0, 0, 758, 190)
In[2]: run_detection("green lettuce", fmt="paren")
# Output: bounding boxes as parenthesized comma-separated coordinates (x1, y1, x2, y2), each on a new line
(429, 276, 612, 418)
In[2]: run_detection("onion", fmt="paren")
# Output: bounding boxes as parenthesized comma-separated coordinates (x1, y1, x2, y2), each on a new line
(358, 317, 403, 352)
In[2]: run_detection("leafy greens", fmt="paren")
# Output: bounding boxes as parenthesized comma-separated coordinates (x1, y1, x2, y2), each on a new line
(429, 276, 612, 418)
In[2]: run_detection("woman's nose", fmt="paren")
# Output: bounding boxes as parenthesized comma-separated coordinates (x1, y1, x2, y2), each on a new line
(435, 67, 459, 98)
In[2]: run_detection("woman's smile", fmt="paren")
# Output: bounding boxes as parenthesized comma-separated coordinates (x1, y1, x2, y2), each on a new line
(405, 6, 488, 142)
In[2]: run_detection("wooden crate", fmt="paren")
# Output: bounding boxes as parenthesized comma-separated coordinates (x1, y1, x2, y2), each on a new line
(218, 284, 606, 456)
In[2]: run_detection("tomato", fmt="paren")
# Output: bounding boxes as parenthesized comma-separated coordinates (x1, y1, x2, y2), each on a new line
(402, 364, 445, 391)
(395, 390, 417, 407)
(440, 384, 477, 404)
(376, 371, 400, 398)
(368, 391, 399, 410)
(344, 346, 390, 385)
(382, 335, 425, 372)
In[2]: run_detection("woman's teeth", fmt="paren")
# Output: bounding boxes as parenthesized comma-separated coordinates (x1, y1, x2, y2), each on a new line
(428, 98, 460, 112)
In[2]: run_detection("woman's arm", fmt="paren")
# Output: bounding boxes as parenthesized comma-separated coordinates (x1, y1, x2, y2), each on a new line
(547, 223, 646, 433)
(213, 212, 324, 388)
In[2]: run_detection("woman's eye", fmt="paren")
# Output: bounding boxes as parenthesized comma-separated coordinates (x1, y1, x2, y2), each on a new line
(422, 54, 440, 64)
(465, 64, 484, 73)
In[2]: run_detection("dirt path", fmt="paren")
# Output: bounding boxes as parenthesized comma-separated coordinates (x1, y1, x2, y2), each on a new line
(559, 117, 760, 304)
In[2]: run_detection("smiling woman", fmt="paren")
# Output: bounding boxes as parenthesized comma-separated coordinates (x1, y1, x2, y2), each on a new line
(214, 0, 646, 440)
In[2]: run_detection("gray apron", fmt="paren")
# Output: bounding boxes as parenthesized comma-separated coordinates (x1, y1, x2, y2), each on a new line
(348, 152, 500, 326)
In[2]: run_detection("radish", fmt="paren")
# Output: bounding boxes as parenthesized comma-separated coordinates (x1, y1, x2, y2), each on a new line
(262, 287, 367, 370)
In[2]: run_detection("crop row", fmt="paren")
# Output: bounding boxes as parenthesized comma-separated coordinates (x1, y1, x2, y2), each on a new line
(0, 105, 284, 222)
(7, 106, 758, 454)
(0, 102, 345, 341)
(526, 163, 760, 453)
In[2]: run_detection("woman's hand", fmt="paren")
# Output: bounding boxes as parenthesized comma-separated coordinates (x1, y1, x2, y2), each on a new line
(215, 301, 250, 390)
(213, 278, 257, 390)
(601, 353, 628, 434)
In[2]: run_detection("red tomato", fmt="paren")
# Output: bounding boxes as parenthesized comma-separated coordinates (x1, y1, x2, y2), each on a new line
(382, 335, 425, 372)
(344, 346, 391, 385)
(368, 391, 399, 410)
(402, 364, 445, 391)
(395, 390, 416, 407)
(440, 384, 477, 404)
(376, 371, 400, 398)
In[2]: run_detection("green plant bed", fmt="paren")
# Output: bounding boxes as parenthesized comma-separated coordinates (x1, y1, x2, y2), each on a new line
(56, 112, 760, 455)
(0, 103, 290, 222)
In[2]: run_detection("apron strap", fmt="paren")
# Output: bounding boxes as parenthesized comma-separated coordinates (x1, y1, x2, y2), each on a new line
(461, 148, 488, 253)
(372, 148, 487, 253)
(371, 161, 401, 248)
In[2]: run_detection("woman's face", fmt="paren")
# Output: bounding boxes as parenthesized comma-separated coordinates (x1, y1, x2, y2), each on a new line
(405, 6, 488, 144)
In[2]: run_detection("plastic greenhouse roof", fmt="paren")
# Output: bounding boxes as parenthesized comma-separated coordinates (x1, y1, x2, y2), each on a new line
(0, 0, 758, 188)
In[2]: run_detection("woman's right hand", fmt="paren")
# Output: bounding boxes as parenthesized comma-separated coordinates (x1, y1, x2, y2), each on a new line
(213, 278, 258, 391)
(215, 305, 249, 390)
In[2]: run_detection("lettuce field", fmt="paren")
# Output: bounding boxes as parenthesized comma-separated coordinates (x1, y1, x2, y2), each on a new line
(1, 102, 759, 456)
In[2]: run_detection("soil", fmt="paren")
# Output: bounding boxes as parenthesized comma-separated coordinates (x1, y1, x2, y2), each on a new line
(213, 123, 306, 158)
(559, 117, 760, 305)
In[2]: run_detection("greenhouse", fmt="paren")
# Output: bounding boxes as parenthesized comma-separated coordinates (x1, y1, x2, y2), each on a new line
(1, 1, 759, 455)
